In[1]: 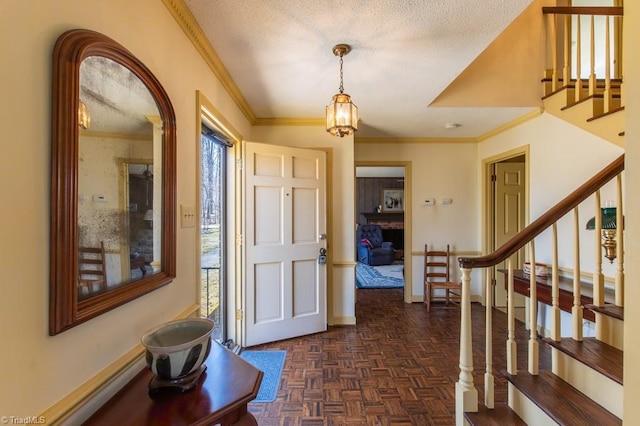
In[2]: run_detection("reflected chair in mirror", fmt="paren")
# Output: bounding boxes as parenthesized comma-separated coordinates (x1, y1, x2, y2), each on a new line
(356, 224, 395, 266)
(78, 241, 107, 296)
(423, 244, 461, 312)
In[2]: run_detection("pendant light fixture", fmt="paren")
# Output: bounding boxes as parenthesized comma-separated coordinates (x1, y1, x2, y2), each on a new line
(326, 44, 358, 137)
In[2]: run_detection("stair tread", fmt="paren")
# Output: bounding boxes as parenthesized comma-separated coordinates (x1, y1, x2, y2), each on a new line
(543, 337, 623, 384)
(560, 94, 597, 111)
(464, 403, 526, 426)
(585, 303, 624, 321)
(587, 105, 625, 122)
(503, 370, 621, 425)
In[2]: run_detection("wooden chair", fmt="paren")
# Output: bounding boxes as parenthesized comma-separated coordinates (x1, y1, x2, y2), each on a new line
(423, 244, 461, 312)
(78, 241, 107, 295)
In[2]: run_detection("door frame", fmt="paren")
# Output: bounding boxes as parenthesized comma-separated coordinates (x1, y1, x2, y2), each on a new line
(482, 145, 530, 307)
(354, 161, 413, 303)
(196, 91, 244, 344)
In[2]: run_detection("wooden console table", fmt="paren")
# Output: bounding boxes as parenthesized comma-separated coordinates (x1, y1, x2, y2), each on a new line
(85, 342, 263, 425)
(498, 269, 614, 322)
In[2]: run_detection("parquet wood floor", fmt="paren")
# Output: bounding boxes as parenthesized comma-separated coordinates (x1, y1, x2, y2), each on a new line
(247, 288, 550, 425)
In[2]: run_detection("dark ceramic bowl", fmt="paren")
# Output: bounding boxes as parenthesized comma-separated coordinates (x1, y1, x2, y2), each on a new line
(141, 318, 214, 380)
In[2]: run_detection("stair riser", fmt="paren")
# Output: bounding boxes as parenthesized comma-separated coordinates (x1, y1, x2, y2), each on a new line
(508, 383, 558, 426)
(595, 312, 624, 350)
(552, 349, 622, 418)
(561, 96, 603, 117)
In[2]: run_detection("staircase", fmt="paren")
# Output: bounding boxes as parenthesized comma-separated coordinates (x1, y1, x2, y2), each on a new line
(454, 6, 626, 425)
(541, 5, 625, 148)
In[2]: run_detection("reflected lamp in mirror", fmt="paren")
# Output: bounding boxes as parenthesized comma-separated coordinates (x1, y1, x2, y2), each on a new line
(143, 209, 154, 228)
(78, 100, 90, 129)
(586, 206, 623, 263)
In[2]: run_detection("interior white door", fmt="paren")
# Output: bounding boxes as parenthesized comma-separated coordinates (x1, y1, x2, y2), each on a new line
(243, 141, 327, 347)
(494, 161, 526, 308)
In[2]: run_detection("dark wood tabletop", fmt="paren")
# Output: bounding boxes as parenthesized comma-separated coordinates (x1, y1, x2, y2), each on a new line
(85, 342, 263, 425)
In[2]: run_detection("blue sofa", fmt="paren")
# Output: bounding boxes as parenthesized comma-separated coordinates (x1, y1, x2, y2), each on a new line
(356, 224, 395, 266)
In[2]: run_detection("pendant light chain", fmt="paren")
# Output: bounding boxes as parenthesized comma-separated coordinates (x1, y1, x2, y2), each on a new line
(339, 55, 344, 94)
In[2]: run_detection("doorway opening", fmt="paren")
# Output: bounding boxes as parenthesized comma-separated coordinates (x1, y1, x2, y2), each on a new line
(355, 164, 412, 302)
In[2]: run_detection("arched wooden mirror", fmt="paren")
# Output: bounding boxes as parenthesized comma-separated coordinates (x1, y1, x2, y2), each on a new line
(50, 29, 176, 335)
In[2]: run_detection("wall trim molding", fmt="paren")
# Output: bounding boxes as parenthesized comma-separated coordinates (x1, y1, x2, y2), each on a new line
(333, 261, 357, 267)
(81, 130, 152, 141)
(411, 250, 482, 257)
(40, 304, 199, 424)
(411, 296, 483, 304)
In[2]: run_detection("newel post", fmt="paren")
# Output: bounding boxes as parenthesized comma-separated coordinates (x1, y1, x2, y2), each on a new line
(456, 266, 478, 425)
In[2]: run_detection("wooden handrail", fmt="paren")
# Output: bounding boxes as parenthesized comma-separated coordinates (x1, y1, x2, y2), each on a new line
(542, 6, 623, 16)
(459, 155, 624, 269)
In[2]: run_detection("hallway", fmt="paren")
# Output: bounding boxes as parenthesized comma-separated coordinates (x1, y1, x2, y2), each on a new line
(247, 288, 550, 425)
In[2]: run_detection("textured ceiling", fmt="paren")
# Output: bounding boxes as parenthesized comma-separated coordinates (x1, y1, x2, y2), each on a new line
(183, 0, 540, 139)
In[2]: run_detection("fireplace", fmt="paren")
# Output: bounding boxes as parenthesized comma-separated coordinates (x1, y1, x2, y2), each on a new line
(360, 213, 404, 259)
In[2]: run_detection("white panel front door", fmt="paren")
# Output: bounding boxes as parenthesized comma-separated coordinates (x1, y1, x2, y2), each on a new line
(244, 141, 327, 347)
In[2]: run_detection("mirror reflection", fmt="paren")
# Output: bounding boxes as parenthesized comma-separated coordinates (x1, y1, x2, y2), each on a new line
(77, 56, 162, 299)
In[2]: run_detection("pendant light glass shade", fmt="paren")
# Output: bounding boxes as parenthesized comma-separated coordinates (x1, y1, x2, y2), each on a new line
(326, 93, 358, 137)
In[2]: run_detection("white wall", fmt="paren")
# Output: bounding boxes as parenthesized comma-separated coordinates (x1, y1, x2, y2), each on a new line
(0, 0, 251, 417)
(479, 112, 624, 338)
(479, 112, 623, 271)
(354, 141, 482, 299)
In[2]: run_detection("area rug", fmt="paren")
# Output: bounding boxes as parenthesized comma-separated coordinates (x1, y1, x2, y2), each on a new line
(356, 262, 404, 289)
(240, 350, 286, 402)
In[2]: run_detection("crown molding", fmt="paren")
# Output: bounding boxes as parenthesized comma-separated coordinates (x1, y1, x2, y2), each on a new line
(355, 109, 544, 144)
(477, 107, 543, 142)
(253, 117, 326, 126)
(162, 0, 256, 123)
(355, 137, 478, 144)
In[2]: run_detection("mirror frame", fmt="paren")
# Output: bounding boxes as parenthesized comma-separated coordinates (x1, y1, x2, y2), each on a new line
(49, 29, 176, 335)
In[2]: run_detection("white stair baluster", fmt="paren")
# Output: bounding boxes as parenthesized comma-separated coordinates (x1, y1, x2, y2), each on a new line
(551, 223, 561, 341)
(456, 267, 477, 425)
(528, 241, 539, 375)
(573, 207, 584, 341)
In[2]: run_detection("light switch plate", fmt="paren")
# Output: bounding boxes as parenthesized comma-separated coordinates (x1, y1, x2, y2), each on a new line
(442, 198, 453, 205)
(181, 204, 196, 228)
(424, 198, 435, 206)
